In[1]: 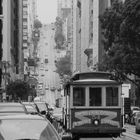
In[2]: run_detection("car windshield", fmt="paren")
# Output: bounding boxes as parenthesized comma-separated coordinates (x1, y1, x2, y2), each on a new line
(0, 106, 24, 112)
(25, 105, 37, 113)
(0, 119, 60, 140)
(35, 103, 47, 111)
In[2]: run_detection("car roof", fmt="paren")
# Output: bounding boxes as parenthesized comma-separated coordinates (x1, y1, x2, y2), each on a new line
(0, 114, 46, 120)
(0, 102, 23, 106)
(34, 101, 47, 103)
(22, 102, 35, 104)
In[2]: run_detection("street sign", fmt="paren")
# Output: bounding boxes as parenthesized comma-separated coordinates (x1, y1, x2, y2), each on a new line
(122, 83, 131, 98)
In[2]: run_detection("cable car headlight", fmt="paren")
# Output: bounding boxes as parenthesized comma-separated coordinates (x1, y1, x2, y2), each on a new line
(93, 119, 100, 126)
(94, 119, 99, 125)
(91, 116, 100, 126)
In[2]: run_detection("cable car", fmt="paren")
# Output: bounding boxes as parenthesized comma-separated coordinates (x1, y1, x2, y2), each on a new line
(62, 72, 125, 139)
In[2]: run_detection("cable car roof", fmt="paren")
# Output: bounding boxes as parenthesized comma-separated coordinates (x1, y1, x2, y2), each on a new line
(64, 71, 122, 87)
(71, 78, 121, 85)
(71, 71, 113, 81)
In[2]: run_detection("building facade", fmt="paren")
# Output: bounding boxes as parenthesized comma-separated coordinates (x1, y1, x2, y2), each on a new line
(0, 0, 36, 98)
(2, 0, 23, 83)
(57, 0, 71, 19)
(71, 0, 111, 73)
(22, 0, 37, 79)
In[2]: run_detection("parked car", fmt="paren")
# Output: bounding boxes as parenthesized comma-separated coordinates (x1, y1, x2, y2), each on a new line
(130, 106, 140, 124)
(0, 114, 71, 140)
(131, 106, 140, 114)
(130, 112, 139, 125)
(22, 102, 39, 115)
(135, 112, 140, 134)
(0, 102, 27, 116)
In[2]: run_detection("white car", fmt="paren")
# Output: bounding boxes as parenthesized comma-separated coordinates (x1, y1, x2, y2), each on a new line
(0, 102, 27, 116)
(0, 114, 71, 140)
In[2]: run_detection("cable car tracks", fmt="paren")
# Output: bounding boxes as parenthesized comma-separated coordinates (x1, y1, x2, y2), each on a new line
(123, 124, 140, 140)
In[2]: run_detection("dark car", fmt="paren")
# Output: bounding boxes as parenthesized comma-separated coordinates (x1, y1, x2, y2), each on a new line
(0, 102, 27, 116)
(0, 114, 71, 140)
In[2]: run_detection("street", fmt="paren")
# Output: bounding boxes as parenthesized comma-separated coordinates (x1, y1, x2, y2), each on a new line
(76, 124, 140, 140)
(37, 24, 62, 106)
(54, 118, 140, 140)
(79, 136, 132, 140)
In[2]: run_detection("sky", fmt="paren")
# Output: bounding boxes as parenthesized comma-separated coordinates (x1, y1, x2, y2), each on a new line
(37, 0, 57, 24)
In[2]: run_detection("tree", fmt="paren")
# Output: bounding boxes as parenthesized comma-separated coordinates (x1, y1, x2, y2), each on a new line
(99, 0, 140, 84)
(54, 33, 65, 49)
(34, 19, 42, 29)
(55, 54, 72, 84)
(6, 80, 33, 101)
(54, 17, 65, 49)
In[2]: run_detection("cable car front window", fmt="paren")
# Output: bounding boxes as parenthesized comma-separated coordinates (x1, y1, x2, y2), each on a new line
(106, 87, 118, 106)
(73, 87, 85, 106)
(89, 87, 102, 106)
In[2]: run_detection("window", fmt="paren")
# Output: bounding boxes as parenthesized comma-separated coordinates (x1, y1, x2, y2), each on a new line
(73, 87, 85, 106)
(106, 87, 118, 106)
(89, 88, 102, 106)
(23, 11, 28, 15)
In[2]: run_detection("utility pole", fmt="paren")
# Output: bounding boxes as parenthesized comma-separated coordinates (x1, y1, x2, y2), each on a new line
(0, 3, 4, 101)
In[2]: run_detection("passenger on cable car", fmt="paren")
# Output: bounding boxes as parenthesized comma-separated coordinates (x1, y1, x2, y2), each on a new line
(73, 88, 85, 106)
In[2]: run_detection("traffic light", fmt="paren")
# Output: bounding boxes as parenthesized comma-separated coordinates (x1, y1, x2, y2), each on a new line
(33, 29, 40, 42)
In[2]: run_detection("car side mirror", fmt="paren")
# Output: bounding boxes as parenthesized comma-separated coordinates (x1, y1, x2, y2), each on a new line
(31, 112, 38, 115)
(41, 110, 46, 115)
(61, 135, 72, 140)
